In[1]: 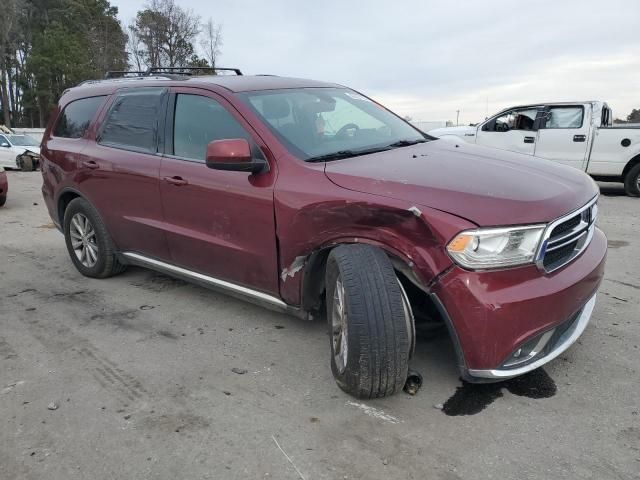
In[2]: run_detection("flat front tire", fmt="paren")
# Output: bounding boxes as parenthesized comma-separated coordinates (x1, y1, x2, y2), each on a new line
(19, 155, 34, 172)
(63, 197, 126, 278)
(326, 244, 411, 399)
(624, 163, 640, 197)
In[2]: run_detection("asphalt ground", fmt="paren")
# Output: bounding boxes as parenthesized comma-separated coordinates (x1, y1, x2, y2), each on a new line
(1, 171, 638, 479)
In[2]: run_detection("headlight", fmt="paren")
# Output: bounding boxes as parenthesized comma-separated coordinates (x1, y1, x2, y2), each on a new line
(447, 225, 546, 270)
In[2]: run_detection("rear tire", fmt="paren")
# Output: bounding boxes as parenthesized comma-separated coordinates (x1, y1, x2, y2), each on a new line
(63, 197, 127, 278)
(326, 244, 410, 399)
(623, 163, 640, 197)
(0, 195, 5, 207)
(19, 155, 34, 172)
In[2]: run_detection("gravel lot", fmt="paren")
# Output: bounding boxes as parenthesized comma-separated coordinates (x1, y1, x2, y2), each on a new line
(1, 171, 638, 480)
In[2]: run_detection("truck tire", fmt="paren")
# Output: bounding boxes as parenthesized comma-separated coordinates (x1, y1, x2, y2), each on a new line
(623, 163, 640, 197)
(326, 244, 410, 399)
(19, 155, 34, 172)
(63, 197, 127, 278)
(0, 195, 5, 207)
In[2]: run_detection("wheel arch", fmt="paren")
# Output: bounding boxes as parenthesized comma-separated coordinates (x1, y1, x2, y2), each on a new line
(56, 187, 85, 225)
(622, 152, 640, 179)
(299, 239, 433, 314)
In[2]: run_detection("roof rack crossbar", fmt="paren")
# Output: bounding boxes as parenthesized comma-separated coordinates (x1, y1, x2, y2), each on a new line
(104, 67, 242, 79)
(147, 67, 242, 76)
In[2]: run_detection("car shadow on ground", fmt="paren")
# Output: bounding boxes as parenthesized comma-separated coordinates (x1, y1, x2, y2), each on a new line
(597, 182, 626, 197)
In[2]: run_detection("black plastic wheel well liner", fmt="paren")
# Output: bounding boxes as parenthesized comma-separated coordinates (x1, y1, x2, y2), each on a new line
(57, 189, 82, 225)
(300, 243, 437, 314)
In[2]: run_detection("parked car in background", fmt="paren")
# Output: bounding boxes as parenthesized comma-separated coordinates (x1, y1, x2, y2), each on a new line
(429, 101, 640, 196)
(0, 133, 41, 171)
(0, 167, 7, 207)
(41, 70, 605, 398)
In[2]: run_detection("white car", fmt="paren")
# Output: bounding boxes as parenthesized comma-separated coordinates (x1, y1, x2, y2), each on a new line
(0, 133, 41, 171)
(429, 101, 640, 196)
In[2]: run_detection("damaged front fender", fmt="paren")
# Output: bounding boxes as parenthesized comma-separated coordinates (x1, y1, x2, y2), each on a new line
(275, 193, 474, 308)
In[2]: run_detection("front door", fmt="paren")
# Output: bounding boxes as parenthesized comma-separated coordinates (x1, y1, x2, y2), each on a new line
(0, 135, 15, 168)
(533, 105, 590, 171)
(159, 88, 279, 295)
(476, 107, 541, 155)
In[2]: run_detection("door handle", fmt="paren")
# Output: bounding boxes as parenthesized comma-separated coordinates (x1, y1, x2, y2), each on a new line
(573, 135, 586, 142)
(524, 136, 535, 144)
(82, 160, 99, 169)
(163, 176, 188, 186)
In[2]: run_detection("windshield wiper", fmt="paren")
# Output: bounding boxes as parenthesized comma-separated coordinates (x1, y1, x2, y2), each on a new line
(306, 146, 392, 163)
(305, 139, 427, 163)
(385, 139, 427, 148)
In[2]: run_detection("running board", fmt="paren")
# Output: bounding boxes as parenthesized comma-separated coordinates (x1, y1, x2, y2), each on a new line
(121, 252, 303, 317)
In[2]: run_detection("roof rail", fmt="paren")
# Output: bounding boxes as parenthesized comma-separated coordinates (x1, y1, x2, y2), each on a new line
(104, 70, 147, 79)
(104, 66, 242, 79)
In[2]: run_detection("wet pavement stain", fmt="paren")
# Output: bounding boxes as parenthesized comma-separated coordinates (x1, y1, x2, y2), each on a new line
(442, 369, 557, 416)
(607, 240, 629, 249)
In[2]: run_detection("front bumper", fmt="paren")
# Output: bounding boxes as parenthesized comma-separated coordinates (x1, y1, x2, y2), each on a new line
(432, 227, 606, 382)
(467, 294, 595, 379)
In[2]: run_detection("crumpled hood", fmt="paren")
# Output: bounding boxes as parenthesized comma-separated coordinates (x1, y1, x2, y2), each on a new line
(20, 147, 40, 156)
(324, 140, 598, 226)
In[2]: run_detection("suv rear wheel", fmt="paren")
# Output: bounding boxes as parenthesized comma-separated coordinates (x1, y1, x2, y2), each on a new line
(624, 163, 640, 197)
(326, 244, 411, 398)
(63, 197, 126, 278)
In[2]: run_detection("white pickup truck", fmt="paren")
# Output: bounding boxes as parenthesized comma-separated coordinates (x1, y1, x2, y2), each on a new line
(429, 101, 640, 196)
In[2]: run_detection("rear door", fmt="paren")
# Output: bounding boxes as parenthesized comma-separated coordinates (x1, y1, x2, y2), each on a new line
(476, 107, 542, 155)
(81, 87, 170, 260)
(159, 87, 279, 295)
(533, 105, 590, 171)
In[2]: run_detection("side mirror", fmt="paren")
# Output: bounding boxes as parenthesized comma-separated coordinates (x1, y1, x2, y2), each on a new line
(205, 138, 267, 174)
(0, 142, 10, 148)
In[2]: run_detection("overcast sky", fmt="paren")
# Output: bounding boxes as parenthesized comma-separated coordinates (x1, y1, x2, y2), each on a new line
(111, 0, 640, 124)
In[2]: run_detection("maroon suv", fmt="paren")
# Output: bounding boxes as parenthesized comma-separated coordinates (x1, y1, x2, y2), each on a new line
(41, 72, 606, 398)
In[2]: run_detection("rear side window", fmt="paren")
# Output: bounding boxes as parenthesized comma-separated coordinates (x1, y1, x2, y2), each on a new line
(99, 89, 166, 153)
(544, 107, 584, 129)
(53, 96, 106, 138)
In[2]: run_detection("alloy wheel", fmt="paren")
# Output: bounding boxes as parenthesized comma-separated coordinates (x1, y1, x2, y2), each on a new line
(70, 213, 98, 268)
(332, 276, 349, 374)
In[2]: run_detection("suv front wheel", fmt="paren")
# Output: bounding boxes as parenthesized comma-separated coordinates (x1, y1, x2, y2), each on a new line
(326, 244, 411, 399)
(63, 197, 126, 278)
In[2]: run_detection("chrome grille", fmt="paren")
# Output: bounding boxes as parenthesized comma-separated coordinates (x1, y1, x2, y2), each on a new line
(536, 197, 598, 273)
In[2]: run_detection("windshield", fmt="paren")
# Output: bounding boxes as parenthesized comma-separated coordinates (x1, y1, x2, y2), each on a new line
(239, 88, 427, 161)
(7, 135, 39, 147)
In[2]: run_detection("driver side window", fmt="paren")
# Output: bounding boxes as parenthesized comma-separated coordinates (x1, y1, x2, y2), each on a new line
(485, 108, 538, 132)
(0, 135, 9, 147)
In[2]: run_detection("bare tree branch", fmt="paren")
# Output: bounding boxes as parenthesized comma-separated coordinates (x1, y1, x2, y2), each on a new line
(200, 18, 223, 69)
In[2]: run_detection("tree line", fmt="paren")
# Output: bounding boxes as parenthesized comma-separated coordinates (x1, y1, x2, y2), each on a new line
(0, 0, 223, 128)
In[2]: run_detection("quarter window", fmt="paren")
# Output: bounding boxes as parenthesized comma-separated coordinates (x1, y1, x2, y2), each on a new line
(543, 107, 584, 129)
(173, 94, 250, 161)
(53, 96, 106, 138)
(99, 89, 166, 152)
